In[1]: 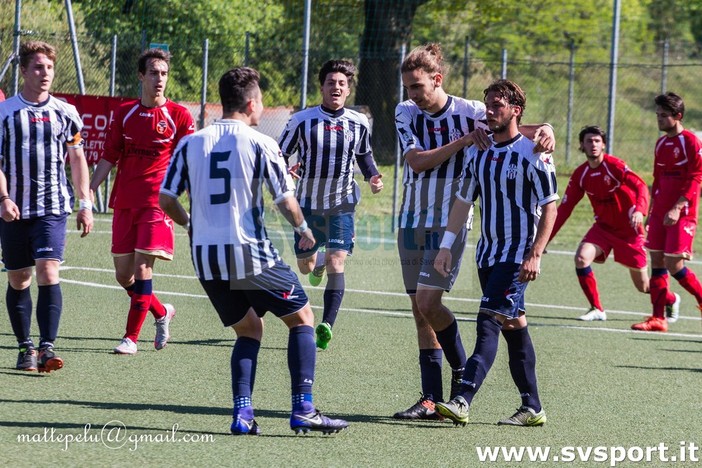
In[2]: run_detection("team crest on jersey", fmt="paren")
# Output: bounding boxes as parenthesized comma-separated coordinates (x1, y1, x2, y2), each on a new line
(506, 163, 518, 180)
(344, 129, 354, 142)
(604, 175, 611, 186)
(449, 128, 463, 142)
(674, 147, 681, 159)
(156, 120, 168, 135)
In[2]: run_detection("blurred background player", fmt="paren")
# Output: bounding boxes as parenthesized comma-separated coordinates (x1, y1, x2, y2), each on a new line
(633, 92, 702, 332)
(435, 79, 558, 428)
(160, 67, 348, 435)
(548, 125, 659, 321)
(90, 48, 195, 354)
(278, 59, 383, 350)
(392, 43, 555, 421)
(0, 41, 93, 372)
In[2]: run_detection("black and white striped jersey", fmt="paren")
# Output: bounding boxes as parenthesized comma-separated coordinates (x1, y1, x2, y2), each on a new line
(458, 133, 558, 268)
(161, 119, 296, 280)
(278, 106, 372, 212)
(0, 94, 83, 218)
(395, 96, 487, 229)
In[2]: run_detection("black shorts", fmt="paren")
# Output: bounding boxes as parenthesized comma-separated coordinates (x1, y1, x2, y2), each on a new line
(199, 259, 309, 327)
(0, 214, 68, 270)
(397, 226, 467, 295)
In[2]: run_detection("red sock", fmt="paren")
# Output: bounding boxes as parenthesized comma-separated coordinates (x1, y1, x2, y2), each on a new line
(649, 273, 670, 319)
(124, 279, 152, 342)
(149, 292, 166, 319)
(673, 267, 702, 304)
(576, 267, 603, 310)
(125, 283, 165, 319)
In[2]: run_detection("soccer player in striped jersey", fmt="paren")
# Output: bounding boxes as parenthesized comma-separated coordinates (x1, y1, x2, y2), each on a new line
(159, 67, 348, 435)
(279, 59, 383, 350)
(632, 92, 702, 332)
(548, 125, 656, 322)
(435, 79, 558, 427)
(89, 48, 195, 355)
(0, 41, 94, 372)
(393, 43, 555, 421)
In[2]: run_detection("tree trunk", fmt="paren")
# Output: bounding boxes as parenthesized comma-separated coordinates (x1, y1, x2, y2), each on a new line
(356, 0, 428, 164)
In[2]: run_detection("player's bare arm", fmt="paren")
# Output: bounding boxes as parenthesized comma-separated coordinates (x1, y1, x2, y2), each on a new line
(519, 201, 557, 282)
(435, 197, 474, 278)
(0, 168, 20, 222)
(68, 146, 94, 237)
(158, 192, 189, 228)
(404, 128, 486, 173)
(88, 158, 115, 199)
(276, 195, 316, 250)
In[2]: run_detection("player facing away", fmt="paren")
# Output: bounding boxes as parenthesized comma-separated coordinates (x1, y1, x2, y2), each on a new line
(278, 59, 383, 350)
(90, 48, 195, 354)
(632, 92, 702, 332)
(434, 79, 558, 427)
(393, 43, 555, 421)
(159, 67, 348, 435)
(0, 41, 94, 372)
(548, 126, 662, 321)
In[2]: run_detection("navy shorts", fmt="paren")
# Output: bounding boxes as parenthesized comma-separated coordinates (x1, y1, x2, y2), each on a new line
(397, 226, 467, 295)
(0, 214, 68, 270)
(294, 208, 355, 257)
(199, 260, 310, 327)
(477, 262, 529, 319)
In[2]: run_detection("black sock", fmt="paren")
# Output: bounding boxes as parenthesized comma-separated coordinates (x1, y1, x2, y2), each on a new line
(37, 284, 62, 348)
(460, 313, 502, 404)
(7, 285, 33, 345)
(322, 272, 345, 327)
(231, 336, 261, 399)
(502, 326, 541, 412)
(419, 348, 443, 401)
(435, 318, 467, 370)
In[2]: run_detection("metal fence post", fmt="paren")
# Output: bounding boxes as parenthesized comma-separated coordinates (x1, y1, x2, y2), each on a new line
(392, 43, 406, 234)
(300, 0, 311, 110)
(606, 0, 621, 155)
(565, 39, 576, 165)
(462, 35, 470, 98)
(200, 38, 209, 130)
(501, 48, 507, 79)
(660, 37, 669, 94)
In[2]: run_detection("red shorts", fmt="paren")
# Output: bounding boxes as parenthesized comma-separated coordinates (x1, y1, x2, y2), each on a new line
(645, 214, 696, 260)
(582, 223, 647, 269)
(112, 207, 175, 260)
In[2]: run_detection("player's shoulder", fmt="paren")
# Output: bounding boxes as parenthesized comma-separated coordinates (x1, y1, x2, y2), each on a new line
(342, 107, 370, 126)
(681, 129, 702, 145)
(47, 95, 79, 113)
(602, 153, 628, 169)
(289, 106, 319, 123)
(449, 95, 486, 115)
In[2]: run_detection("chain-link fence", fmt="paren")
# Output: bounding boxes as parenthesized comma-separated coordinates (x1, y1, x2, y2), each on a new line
(2, 1, 702, 176)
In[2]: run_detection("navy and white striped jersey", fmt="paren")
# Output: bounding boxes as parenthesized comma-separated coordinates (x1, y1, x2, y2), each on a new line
(0, 94, 83, 219)
(160, 119, 296, 281)
(395, 96, 488, 229)
(278, 106, 372, 212)
(458, 133, 558, 268)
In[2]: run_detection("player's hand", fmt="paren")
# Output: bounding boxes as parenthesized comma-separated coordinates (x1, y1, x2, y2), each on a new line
(0, 198, 20, 222)
(434, 248, 453, 278)
(630, 210, 644, 229)
(467, 128, 491, 151)
(288, 163, 301, 180)
(76, 208, 93, 237)
(369, 174, 384, 194)
(663, 206, 683, 226)
(518, 255, 541, 282)
(297, 229, 315, 251)
(533, 125, 555, 154)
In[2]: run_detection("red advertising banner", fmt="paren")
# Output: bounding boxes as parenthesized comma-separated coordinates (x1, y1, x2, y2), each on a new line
(53, 93, 134, 164)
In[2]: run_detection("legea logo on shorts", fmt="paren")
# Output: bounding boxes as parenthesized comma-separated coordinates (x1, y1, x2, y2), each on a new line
(36, 247, 54, 253)
(419, 272, 430, 277)
(328, 238, 344, 244)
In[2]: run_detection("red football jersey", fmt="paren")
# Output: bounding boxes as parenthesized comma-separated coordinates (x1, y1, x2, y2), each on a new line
(103, 99, 195, 209)
(650, 129, 702, 220)
(551, 154, 649, 239)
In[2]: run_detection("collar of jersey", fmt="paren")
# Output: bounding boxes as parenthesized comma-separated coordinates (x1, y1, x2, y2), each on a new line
(493, 133, 523, 148)
(18, 93, 51, 108)
(320, 105, 344, 118)
(426, 95, 453, 119)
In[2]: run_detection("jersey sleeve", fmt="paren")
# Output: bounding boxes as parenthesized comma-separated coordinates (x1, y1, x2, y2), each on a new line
(277, 114, 301, 163)
(262, 139, 295, 204)
(529, 153, 559, 206)
(64, 103, 84, 148)
(456, 147, 476, 202)
(160, 136, 189, 199)
(622, 167, 650, 215)
(681, 134, 702, 203)
(395, 103, 423, 156)
(174, 107, 196, 146)
(549, 169, 584, 241)
(103, 105, 125, 165)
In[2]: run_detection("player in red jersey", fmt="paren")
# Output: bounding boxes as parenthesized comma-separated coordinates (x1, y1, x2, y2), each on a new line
(632, 92, 702, 332)
(549, 126, 657, 321)
(90, 48, 195, 353)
